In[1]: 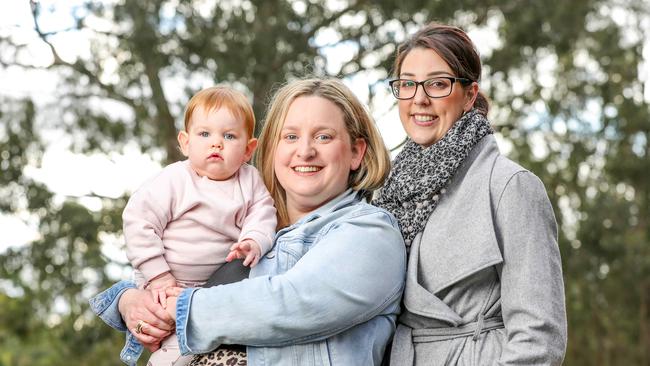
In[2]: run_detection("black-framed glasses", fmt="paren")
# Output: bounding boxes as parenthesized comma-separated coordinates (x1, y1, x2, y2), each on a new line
(388, 77, 473, 100)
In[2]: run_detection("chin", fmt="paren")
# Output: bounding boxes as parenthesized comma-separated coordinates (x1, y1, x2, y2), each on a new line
(408, 135, 432, 147)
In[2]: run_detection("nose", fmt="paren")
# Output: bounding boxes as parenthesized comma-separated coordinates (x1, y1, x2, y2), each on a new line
(212, 137, 223, 149)
(413, 84, 430, 105)
(296, 138, 315, 158)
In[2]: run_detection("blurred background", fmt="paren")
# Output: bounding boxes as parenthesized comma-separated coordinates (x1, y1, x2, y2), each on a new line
(1, 0, 649, 365)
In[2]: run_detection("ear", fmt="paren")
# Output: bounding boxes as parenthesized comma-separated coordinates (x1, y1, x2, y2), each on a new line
(464, 82, 479, 113)
(243, 138, 258, 162)
(177, 131, 190, 157)
(350, 138, 367, 171)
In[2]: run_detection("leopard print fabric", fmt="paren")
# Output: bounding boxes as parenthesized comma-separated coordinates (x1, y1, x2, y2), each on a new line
(373, 109, 493, 248)
(188, 346, 246, 366)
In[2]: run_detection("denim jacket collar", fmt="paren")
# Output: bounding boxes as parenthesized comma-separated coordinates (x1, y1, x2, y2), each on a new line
(278, 189, 361, 234)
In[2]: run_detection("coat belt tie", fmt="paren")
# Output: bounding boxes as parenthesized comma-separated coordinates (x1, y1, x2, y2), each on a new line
(411, 316, 504, 343)
(390, 316, 504, 365)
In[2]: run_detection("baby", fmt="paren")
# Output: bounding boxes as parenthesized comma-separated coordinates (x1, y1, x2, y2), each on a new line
(122, 86, 276, 366)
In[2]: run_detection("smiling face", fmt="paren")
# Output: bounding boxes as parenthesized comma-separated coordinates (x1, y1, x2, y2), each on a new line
(398, 47, 477, 147)
(178, 106, 257, 180)
(273, 96, 366, 223)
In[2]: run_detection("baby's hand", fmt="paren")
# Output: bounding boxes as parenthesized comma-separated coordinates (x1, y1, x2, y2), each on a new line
(146, 272, 177, 308)
(226, 239, 262, 267)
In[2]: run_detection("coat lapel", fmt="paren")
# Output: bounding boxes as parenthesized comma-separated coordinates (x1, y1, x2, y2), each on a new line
(403, 231, 465, 325)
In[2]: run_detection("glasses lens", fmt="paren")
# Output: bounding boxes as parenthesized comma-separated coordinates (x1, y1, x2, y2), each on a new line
(424, 78, 452, 98)
(392, 79, 417, 99)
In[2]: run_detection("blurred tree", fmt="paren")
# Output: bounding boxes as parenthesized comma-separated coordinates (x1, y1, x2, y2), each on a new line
(484, 2, 650, 364)
(0, 0, 648, 365)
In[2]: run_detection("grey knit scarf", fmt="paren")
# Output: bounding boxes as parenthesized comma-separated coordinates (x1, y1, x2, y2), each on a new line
(373, 109, 493, 248)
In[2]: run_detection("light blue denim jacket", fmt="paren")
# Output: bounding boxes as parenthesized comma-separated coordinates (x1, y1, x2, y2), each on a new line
(90, 189, 406, 365)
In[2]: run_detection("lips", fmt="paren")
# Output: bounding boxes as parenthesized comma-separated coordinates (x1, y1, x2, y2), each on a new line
(411, 113, 438, 126)
(293, 165, 322, 173)
(207, 153, 223, 160)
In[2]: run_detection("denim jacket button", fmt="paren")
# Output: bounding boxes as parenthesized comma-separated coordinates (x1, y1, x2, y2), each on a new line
(266, 252, 276, 259)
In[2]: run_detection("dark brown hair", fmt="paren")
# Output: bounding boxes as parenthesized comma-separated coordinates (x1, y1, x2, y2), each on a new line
(393, 23, 489, 116)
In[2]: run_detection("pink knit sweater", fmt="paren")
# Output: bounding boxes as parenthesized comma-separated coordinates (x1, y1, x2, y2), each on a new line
(123, 160, 276, 283)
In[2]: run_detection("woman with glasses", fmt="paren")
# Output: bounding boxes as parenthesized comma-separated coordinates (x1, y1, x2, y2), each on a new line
(374, 23, 567, 365)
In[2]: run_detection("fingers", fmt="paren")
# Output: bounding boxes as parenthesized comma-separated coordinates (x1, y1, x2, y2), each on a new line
(238, 241, 252, 250)
(229, 240, 257, 265)
(144, 297, 175, 331)
(133, 319, 172, 340)
(243, 251, 259, 267)
(120, 289, 176, 351)
(227, 242, 246, 262)
(146, 272, 177, 291)
(165, 296, 178, 321)
(243, 252, 252, 266)
(126, 292, 173, 331)
(128, 313, 172, 336)
(165, 287, 184, 297)
(159, 290, 168, 309)
(131, 325, 170, 350)
(151, 288, 160, 305)
(148, 284, 172, 309)
(227, 249, 246, 262)
(242, 240, 261, 267)
(150, 288, 168, 309)
(225, 250, 239, 262)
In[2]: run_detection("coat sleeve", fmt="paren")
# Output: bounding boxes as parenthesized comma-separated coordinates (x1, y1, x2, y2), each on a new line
(494, 171, 567, 365)
(175, 209, 406, 353)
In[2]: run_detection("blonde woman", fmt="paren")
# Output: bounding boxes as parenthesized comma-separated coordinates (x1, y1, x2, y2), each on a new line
(91, 78, 406, 366)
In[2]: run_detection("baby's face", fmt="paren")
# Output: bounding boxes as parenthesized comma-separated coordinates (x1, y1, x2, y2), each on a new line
(179, 106, 255, 180)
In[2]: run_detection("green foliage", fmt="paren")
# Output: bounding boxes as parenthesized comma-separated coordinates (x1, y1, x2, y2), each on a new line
(0, 290, 124, 366)
(1, 0, 649, 364)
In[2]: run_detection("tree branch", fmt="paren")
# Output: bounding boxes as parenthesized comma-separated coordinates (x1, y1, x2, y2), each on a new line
(27, 1, 138, 110)
(305, 0, 369, 40)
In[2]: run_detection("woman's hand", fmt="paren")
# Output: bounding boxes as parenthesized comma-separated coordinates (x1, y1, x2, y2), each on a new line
(164, 287, 183, 321)
(166, 295, 178, 321)
(118, 288, 175, 351)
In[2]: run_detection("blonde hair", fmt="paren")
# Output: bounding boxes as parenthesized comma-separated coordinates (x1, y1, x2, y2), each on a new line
(184, 86, 255, 138)
(255, 78, 391, 228)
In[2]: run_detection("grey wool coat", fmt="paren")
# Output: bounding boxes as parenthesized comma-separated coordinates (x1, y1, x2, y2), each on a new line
(390, 135, 567, 366)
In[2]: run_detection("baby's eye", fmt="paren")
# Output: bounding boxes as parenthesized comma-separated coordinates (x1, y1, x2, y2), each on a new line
(199, 131, 210, 137)
(224, 133, 236, 140)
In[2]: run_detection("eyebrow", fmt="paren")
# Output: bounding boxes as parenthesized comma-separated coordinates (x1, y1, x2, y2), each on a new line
(280, 124, 337, 132)
(192, 119, 243, 128)
(399, 71, 454, 78)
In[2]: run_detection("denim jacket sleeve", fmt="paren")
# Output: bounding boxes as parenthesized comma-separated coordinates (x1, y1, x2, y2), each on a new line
(89, 280, 143, 365)
(176, 208, 406, 354)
